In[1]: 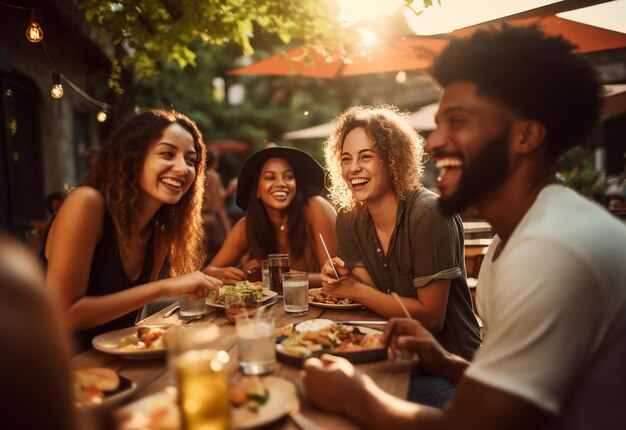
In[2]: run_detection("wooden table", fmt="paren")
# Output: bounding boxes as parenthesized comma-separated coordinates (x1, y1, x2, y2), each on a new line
(72, 298, 412, 429)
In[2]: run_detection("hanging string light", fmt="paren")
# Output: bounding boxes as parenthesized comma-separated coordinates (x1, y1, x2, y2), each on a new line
(96, 109, 107, 122)
(50, 73, 63, 98)
(25, 7, 44, 43)
(1, 2, 115, 118)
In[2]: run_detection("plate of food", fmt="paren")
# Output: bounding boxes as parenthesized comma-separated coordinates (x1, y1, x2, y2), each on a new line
(275, 318, 386, 366)
(92, 325, 171, 359)
(73, 367, 137, 408)
(308, 288, 364, 309)
(115, 375, 297, 430)
(207, 281, 278, 309)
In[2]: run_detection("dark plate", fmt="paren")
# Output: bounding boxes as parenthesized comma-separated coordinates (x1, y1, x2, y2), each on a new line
(275, 325, 387, 367)
(77, 374, 137, 409)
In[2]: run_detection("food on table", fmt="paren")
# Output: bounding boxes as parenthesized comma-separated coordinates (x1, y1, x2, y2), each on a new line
(309, 288, 355, 305)
(230, 374, 269, 412)
(73, 367, 120, 406)
(117, 326, 167, 351)
(210, 280, 264, 306)
(277, 321, 384, 358)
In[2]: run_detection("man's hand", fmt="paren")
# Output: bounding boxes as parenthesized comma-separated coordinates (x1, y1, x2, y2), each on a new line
(302, 354, 368, 414)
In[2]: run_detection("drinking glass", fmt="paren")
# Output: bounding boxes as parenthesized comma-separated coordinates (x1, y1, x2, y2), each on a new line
(282, 272, 309, 316)
(268, 253, 290, 295)
(179, 289, 207, 321)
(261, 259, 270, 290)
(167, 324, 230, 430)
(235, 311, 275, 375)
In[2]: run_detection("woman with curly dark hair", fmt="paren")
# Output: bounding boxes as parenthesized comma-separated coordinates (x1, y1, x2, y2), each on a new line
(204, 146, 336, 287)
(43, 109, 221, 351)
(322, 105, 480, 406)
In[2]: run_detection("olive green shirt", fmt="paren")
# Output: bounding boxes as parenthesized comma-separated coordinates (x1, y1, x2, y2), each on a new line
(337, 187, 481, 360)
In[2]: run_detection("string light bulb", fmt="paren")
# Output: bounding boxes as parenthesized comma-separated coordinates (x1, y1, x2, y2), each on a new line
(50, 73, 63, 99)
(96, 110, 108, 123)
(26, 8, 44, 43)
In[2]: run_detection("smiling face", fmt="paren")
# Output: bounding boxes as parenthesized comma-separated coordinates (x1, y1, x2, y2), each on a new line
(427, 81, 512, 215)
(139, 122, 198, 210)
(256, 157, 296, 210)
(341, 127, 394, 205)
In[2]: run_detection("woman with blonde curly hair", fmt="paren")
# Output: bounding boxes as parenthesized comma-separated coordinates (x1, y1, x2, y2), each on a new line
(43, 109, 221, 351)
(322, 105, 480, 406)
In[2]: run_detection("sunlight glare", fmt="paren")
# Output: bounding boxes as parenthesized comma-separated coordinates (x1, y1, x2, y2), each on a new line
(357, 27, 378, 47)
(336, 0, 404, 27)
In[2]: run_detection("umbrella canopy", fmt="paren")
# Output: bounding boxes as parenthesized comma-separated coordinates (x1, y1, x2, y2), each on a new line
(281, 103, 438, 140)
(229, 36, 449, 79)
(230, 2, 626, 79)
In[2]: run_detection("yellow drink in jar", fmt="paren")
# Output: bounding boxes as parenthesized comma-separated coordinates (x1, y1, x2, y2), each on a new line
(177, 350, 230, 430)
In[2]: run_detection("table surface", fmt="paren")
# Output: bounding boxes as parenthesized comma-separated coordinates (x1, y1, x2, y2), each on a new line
(72, 297, 412, 429)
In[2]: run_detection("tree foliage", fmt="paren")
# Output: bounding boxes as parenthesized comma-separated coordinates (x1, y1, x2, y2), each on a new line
(78, 0, 437, 91)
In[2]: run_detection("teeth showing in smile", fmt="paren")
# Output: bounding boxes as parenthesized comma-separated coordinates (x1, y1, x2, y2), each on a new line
(350, 178, 369, 185)
(272, 191, 287, 197)
(435, 158, 462, 169)
(161, 177, 183, 188)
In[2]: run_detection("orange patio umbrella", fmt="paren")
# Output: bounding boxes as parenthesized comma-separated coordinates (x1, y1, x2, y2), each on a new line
(453, 14, 626, 54)
(228, 35, 450, 79)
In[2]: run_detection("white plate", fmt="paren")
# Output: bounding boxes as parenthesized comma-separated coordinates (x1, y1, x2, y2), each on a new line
(308, 288, 364, 309)
(206, 289, 278, 309)
(116, 377, 297, 430)
(233, 377, 297, 429)
(92, 325, 171, 359)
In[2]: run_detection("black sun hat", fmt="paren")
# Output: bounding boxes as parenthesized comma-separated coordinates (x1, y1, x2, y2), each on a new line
(236, 146, 325, 210)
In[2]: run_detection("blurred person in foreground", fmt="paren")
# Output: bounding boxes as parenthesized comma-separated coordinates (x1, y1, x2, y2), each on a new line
(303, 25, 626, 430)
(321, 105, 480, 406)
(43, 110, 221, 351)
(204, 146, 336, 287)
(0, 234, 78, 429)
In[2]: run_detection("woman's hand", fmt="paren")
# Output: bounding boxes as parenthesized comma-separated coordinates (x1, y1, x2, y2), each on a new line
(320, 257, 363, 301)
(203, 265, 245, 285)
(162, 271, 222, 299)
(320, 256, 349, 284)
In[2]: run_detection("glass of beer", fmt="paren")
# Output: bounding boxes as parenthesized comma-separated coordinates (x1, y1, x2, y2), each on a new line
(168, 324, 230, 430)
(267, 253, 290, 295)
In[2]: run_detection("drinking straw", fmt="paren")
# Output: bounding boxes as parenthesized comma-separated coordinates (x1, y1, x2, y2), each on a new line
(318, 233, 339, 279)
(391, 292, 412, 319)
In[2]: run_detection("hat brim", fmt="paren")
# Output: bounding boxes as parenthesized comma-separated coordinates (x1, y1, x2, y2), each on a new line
(236, 146, 325, 210)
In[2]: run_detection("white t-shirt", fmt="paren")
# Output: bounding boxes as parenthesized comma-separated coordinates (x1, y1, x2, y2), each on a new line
(465, 185, 626, 430)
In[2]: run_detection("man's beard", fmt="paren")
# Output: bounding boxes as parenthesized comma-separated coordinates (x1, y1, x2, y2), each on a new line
(439, 128, 510, 216)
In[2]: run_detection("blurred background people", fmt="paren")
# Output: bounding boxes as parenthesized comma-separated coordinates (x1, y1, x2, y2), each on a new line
(202, 148, 231, 263)
(43, 109, 221, 351)
(204, 146, 336, 287)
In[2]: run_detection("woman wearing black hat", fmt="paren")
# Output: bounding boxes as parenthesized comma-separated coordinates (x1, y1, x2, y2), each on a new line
(204, 146, 337, 286)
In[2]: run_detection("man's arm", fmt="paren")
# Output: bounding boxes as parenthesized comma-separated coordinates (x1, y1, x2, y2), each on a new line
(303, 355, 552, 430)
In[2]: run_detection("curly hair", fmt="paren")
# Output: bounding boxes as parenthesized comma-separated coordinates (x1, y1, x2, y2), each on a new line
(323, 105, 425, 211)
(82, 109, 207, 276)
(431, 24, 602, 159)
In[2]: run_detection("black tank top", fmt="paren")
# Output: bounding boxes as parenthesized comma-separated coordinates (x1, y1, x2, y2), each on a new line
(43, 210, 154, 351)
